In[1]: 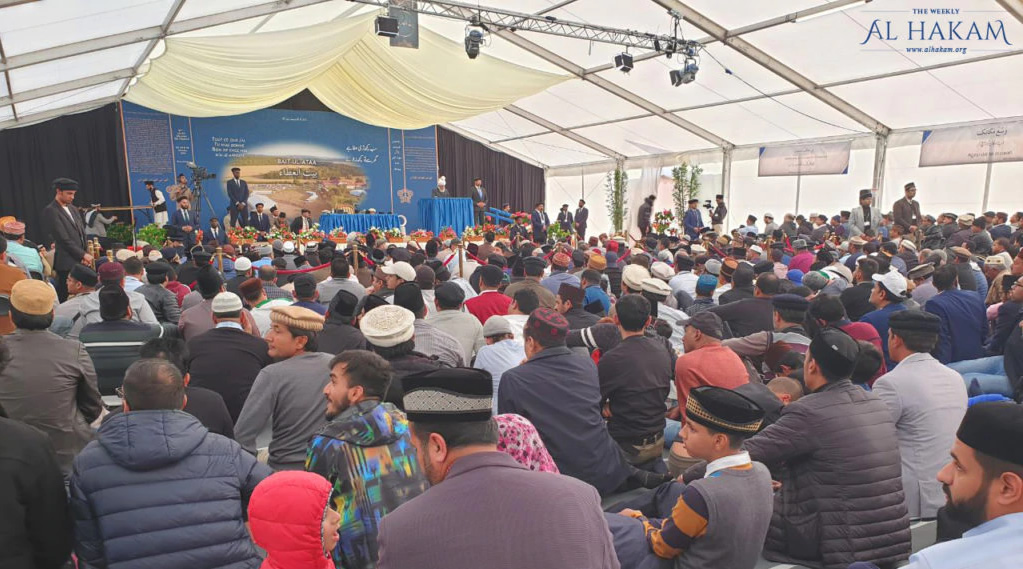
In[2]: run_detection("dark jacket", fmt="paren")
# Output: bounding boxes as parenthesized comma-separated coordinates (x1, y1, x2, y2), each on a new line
(384, 351, 447, 409)
(925, 289, 987, 364)
(187, 326, 272, 423)
(70, 410, 271, 569)
(987, 300, 1023, 356)
(892, 197, 922, 232)
(40, 200, 87, 271)
(319, 321, 368, 355)
(718, 284, 754, 306)
(249, 211, 272, 233)
(497, 346, 631, 495)
(183, 386, 235, 439)
(709, 296, 774, 339)
(290, 215, 313, 234)
(530, 210, 549, 242)
(746, 380, 910, 569)
(305, 401, 429, 569)
(205, 225, 227, 246)
(80, 320, 165, 394)
(0, 412, 72, 569)
(637, 199, 653, 233)
(563, 306, 600, 330)
(136, 283, 182, 324)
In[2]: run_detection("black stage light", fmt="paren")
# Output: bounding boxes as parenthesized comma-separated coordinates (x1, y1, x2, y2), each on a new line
(465, 28, 484, 59)
(375, 16, 399, 38)
(614, 52, 634, 73)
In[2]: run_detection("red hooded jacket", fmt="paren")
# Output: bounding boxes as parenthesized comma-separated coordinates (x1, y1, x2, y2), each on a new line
(249, 471, 333, 569)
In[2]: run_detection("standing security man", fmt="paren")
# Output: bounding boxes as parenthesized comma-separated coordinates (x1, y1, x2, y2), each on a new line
(471, 177, 488, 226)
(711, 194, 727, 234)
(557, 204, 573, 234)
(226, 167, 249, 228)
(574, 199, 589, 239)
(41, 178, 91, 302)
(893, 182, 923, 240)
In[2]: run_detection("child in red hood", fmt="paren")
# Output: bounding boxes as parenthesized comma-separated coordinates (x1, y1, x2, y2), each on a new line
(249, 471, 341, 569)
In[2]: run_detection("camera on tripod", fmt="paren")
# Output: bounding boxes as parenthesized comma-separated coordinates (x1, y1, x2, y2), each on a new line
(186, 162, 216, 183)
(703, 199, 714, 212)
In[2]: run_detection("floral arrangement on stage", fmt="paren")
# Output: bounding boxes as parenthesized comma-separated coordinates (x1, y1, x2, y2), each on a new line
(137, 223, 167, 247)
(494, 225, 509, 238)
(384, 227, 405, 242)
(652, 209, 676, 235)
(512, 211, 530, 221)
(297, 224, 325, 243)
(228, 226, 260, 244)
(462, 225, 481, 239)
(267, 227, 296, 242)
(438, 227, 457, 241)
(409, 229, 434, 242)
(327, 227, 348, 243)
(546, 222, 570, 242)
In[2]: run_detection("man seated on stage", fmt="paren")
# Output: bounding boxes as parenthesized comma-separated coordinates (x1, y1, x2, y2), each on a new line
(249, 203, 272, 233)
(606, 386, 772, 569)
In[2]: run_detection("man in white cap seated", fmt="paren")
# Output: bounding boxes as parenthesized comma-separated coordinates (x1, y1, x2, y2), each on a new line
(235, 305, 332, 470)
(472, 315, 525, 413)
(431, 176, 451, 198)
(377, 261, 416, 300)
(282, 240, 298, 270)
(360, 303, 445, 409)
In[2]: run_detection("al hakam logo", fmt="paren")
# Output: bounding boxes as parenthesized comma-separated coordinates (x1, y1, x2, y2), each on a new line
(860, 7, 1013, 54)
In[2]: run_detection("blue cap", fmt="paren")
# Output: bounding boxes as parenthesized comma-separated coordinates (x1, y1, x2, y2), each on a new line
(786, 269, 805, 284)
(696, 274, 718, 295)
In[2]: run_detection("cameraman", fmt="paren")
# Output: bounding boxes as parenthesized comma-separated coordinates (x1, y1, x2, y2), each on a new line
(710, 194, 727, 234)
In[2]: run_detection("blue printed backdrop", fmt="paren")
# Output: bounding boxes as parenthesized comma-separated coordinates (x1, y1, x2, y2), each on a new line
(121, 101, 437, 232)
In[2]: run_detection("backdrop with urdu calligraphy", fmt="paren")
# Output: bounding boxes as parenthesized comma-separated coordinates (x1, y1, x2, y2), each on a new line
(121, 100, 437, 231)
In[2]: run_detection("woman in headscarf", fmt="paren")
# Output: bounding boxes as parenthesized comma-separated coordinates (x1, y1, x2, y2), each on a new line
(494, 414, 559, 473)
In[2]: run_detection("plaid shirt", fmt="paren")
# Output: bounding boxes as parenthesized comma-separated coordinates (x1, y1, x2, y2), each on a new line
(262, 282, 291, 300)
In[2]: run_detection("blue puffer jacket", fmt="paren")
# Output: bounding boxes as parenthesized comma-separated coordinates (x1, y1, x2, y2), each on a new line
(70, 410, 272, 569)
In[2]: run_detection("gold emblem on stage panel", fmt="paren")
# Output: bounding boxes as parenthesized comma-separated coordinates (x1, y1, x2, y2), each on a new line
(397, 188, 413, 204)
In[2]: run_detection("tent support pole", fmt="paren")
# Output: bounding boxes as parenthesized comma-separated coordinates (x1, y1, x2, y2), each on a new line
(721, 146, 732, 230)
(982, 161, 994, 213)
(872, 132, 888, 203)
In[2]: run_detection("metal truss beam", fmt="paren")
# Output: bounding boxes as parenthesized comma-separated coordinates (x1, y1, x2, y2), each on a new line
(497, 30, 732, 148)
(348, 0, 681, 50)
(505, 105, 623, 161)
(653, 0, 889, 135)
(0, 96, 121, 131)
(996, 0, 1023, 25)
(118, 0, 186, 100)
(0, 68, 135, 107)
(0, 0, 338, 73)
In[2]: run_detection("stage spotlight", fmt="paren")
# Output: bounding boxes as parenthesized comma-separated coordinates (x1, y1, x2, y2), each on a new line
(465, 28, 484, 59)
(614, 52, 634, 73)
(375, 16, 399, 38)
(669, 59, 699, 86)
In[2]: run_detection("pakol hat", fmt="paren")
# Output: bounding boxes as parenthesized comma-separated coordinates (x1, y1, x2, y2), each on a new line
(270, 305, 324, 332)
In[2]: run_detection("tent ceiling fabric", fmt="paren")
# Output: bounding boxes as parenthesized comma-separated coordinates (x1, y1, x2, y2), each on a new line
(0, 0, 1021, 168)
(125, 12, 569, 129)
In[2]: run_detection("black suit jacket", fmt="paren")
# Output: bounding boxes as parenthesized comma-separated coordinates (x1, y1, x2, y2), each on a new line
(249, 212, 271, 233)
(472, 187, 487, 209)
(186, 327, 272, 423)
(290, 216, 312, 234)
(226, 178, 249, 207)
(41, 200, 87, 271)
(575, 207, 588, 227)
(205, 226, 226, 245)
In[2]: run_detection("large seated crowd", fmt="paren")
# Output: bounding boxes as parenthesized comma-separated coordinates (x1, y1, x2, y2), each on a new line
(1, 178, 1022, 569)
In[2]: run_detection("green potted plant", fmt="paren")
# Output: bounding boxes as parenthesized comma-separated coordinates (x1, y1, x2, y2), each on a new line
(136, 223, 167, 247)
(106, 222, 134, 246)
(605, 168, 629, 235)
(671, 161, 703, 224)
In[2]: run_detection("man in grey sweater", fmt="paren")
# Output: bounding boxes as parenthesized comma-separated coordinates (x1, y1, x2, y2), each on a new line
(235, 305, 332, 470)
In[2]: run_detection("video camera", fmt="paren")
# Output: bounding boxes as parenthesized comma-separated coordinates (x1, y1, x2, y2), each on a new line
(703, 199, 714, 212)
(186, 162, 216, 183)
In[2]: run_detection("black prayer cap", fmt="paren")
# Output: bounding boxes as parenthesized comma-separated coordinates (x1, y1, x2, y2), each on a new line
(859, 189, 873, 199)
(68, 264, 97, 287)
(328, 290, 360, 319)
(435, 281, 465, 307)
(144, 180, 155, 185)
(957, 402, 1023, 466)
(195, 265, 223, 296)
(357, 293, 389, 315)
(685, 386, 765, 436)
(403, 367, 493, 423)
(753, 260, 774, 275)
(687, 311, 723, 340)
(904, 182, 916, 191)
(52, 177, 79, 192)
(808, 327, 860, 380)
(675, 255, 695, 270)
(772, 293, 809, 312)
(98, 285, 130, 321)
(393, 282, 425, 315)
(293, 274, 317, 299)
(888, 310, 941, 335)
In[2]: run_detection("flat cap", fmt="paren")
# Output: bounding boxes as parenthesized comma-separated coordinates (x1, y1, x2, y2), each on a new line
(958, 214, 975, 225)
(212, 292, 243, 314)
(482, 315, 514, 337)
(10, 280, 56, 316)
(69, 264, 98, 287)
(950, 246, 972, 260)
(888, 310, 941, 335)
(908, 263, 935, 280)
(792, 238, 808, 249)
(52, 178, 79, 191)
(772, 293, 810, 312)
(686, 311, 723, 340)
(270, 305, 324, 331)
(293, 273, 317, 299)
(361, 304, 415, 347)
(808, 327, 860, 380)
(402, 367, 493, 424)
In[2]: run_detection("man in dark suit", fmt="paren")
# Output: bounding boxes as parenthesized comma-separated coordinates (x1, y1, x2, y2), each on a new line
(290, 209, 313, 234)
(530, 202, 550, 244)
(40, 177, 90, 301)
(248, 203, 271, 233)
(170, 196, 198, 253)
(471, 177, 487, 225)
(226, 167, 249, 228)
(205, 217, 227, 246)
(556, 204, 573, 234)
(892, 182, 923, 236)
(574, 199, 589, 239)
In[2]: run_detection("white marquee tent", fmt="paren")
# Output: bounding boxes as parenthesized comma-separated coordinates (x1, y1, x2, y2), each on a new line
(2, 0, 1021, 234)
